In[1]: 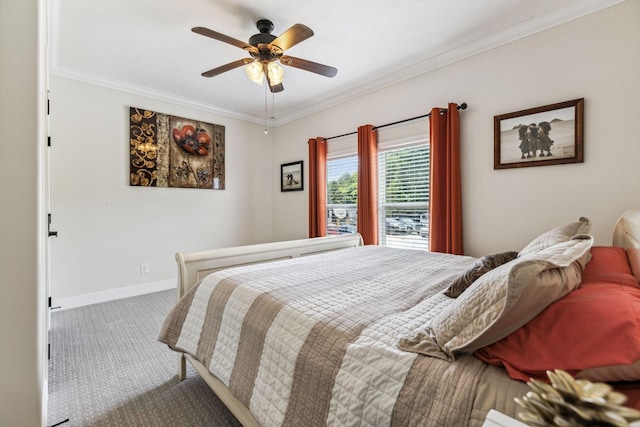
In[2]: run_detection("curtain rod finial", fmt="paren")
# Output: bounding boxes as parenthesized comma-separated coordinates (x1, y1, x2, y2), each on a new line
(458, 102, 467, 110)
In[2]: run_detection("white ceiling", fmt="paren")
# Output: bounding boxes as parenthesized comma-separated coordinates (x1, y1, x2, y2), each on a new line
(49, 0, 624, 126)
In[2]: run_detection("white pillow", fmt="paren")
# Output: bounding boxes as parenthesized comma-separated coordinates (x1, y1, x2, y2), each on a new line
(398, 235, 593, 360)
(518, 217, 591, 258)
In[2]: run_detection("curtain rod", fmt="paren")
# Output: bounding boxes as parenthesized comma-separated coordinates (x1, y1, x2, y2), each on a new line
(323, 102, 467, 141)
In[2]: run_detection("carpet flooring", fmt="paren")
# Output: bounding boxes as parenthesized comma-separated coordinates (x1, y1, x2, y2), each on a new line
(47, 290, 243, 427)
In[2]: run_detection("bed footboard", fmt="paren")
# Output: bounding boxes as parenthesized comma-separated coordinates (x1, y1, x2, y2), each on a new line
(173, 233, 363, 389)
(175, 233, 363, 299)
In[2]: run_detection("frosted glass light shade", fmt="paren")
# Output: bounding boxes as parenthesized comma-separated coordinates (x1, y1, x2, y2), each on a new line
(267, 62, 284, 85)
(245, 61, 264, 85)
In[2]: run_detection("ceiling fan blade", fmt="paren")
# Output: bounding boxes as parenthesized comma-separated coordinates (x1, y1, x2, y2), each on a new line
(262, 63, 284, 93)
(280, 55, 337, 78)
(202, 58, 252, 78)
(271, 24, 313, 51)
(192, 27, 258, 54)
(270, 83, 284, 93)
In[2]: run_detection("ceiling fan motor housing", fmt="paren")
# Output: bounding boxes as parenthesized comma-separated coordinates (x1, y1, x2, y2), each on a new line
(249, 19, 277, 46)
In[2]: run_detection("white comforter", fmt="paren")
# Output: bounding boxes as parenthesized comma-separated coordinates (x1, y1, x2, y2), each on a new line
(159, 246, 529, 426)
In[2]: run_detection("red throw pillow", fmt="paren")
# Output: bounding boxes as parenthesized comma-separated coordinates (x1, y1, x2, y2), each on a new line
(581, 246, 638, 288)
(475, 246, 640, 382)
(629, 248, 640, 282)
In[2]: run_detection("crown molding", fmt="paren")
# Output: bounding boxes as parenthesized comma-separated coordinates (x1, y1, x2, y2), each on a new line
(51, 0, 627, 127)
(274, 0, 626, 126)
(49, 66, 264, 124)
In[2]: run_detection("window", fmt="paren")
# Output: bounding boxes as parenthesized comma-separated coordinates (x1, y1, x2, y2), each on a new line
(324, 127, 429, 249)
(378, 144, 429, 250)
(326, 155, 358, 236)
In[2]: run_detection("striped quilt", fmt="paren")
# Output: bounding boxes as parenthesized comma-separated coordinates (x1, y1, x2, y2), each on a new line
(158, 246, 527, 426)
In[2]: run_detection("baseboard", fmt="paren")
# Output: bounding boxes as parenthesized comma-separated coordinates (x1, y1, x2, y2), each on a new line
(51, 279, 176, 310)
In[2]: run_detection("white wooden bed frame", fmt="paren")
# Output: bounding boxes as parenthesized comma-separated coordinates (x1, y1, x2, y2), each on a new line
(174, 233, 364, 426)
(171, 209, 640, 426)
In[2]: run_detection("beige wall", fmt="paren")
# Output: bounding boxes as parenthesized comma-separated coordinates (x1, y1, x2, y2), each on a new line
(48, 1, 640, 304)
(0, 0, 47, 425)
(1, 1, 638, 424)
(48, 76, 275, 301)
(273, 0, 640, 256)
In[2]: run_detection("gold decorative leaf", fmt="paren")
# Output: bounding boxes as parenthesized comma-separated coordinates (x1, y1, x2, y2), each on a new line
(517, 369, 640, 426)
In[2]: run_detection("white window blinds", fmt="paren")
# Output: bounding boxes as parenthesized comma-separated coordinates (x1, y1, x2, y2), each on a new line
(378, 144, 429, 250)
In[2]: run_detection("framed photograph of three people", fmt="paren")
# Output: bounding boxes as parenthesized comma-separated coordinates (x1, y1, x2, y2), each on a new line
(281, 160, 303, 192)
(494, 98, 584, 169)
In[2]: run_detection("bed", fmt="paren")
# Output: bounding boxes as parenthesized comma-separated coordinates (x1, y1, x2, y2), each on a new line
(159, 211, 640, 426)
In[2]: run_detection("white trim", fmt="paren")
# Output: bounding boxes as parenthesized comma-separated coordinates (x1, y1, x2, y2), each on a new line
(273, 0, 627, 126)
(327, 151, 356, 161)
(326, 134, 358, 159)
(49, 66, 262, 124)
(49, 0, 626, 127)
(378, 135, 428, 152)
(52, 279, 176, 310)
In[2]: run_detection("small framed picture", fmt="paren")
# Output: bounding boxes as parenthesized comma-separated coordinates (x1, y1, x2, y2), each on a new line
(281, 160, 303, 192)
(494, 98, 584, 169)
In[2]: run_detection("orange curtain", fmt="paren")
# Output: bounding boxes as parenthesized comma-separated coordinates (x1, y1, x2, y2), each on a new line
(429, 103, 463, 254)
(357, 125, 379, 245)
(308, 137, 327, 238)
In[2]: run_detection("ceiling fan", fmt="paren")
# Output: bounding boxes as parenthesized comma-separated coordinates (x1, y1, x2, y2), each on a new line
(192, 19, 337, 93)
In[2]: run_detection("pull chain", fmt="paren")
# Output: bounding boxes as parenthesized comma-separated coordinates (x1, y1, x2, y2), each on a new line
(264, 84, 268, 135)
(271, 92, 276, 123)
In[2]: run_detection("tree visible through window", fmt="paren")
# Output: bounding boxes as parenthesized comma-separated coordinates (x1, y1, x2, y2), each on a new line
(326, 156, 358, 235)
(325, 144, 429, 250)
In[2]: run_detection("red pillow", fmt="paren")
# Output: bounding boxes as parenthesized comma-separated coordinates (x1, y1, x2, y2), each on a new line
(581, 246, 638, 288)
(629, 248, 640, 282)
(475, 246, 640, 382)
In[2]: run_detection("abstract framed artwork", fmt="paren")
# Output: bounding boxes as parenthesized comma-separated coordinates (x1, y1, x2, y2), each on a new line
(129, 107, 225, 189)
(281, 160, 303, 192)
(494, 98, 584, 169)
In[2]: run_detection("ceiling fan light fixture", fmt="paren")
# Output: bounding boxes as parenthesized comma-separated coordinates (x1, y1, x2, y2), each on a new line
(194, 19, 336, 92)
(245, 61, 264, 85)
(267, 62, 285, 85)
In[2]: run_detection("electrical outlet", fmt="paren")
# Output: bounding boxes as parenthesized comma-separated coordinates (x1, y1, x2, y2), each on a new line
(140, 263, 150, 274)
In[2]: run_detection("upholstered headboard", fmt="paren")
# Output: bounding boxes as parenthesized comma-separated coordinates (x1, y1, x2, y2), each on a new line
(612, 209, 640, 249)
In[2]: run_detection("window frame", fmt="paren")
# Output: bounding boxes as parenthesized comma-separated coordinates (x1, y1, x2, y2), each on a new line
(324, 124, 430, 248)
